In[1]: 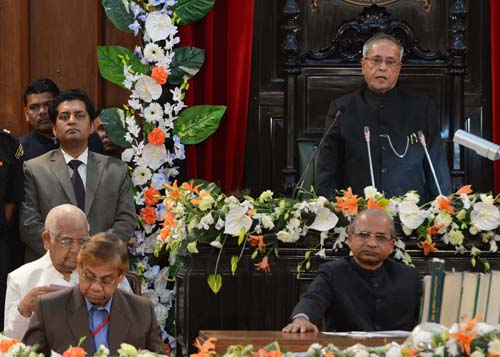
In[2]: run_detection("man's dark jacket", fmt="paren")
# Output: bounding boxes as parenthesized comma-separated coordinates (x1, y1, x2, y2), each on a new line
(317, 86, 452, 202)
(291, 256, 420, 331)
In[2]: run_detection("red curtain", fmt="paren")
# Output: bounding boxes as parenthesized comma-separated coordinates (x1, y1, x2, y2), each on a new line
(179, 1, 254, 193)
(491, 0, 500, 194)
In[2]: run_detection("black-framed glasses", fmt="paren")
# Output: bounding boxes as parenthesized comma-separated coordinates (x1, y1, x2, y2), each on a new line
(353, 231, 392, 244)
(363, 57, 401, 70)
(50, 231, 90, 248)
(80, 270, 118, 287)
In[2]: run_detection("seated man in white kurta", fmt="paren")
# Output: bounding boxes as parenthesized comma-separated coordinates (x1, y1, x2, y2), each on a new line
(4, 204, 131, 339)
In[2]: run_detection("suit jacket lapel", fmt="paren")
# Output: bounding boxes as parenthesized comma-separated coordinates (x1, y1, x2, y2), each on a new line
(85, 152, 104, 215)
(49, 150, 77, 205)
(108, 290, 133, 354)
(66, 287, 93, 353)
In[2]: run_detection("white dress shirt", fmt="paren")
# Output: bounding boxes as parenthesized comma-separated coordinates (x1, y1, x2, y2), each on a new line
(61, 148, 88, 189)
(3, 252, 132, 339)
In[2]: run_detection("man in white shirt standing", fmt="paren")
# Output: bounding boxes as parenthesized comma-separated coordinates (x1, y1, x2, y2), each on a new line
(19, 88, 136, 262)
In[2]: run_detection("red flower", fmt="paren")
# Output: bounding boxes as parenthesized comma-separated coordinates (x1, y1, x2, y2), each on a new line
(144, 187, 161, 206)
(255, 256, 270, 272)
(148, 128, 166, 145)
(152, 66, 168, 85)
(62, 346, 86, 357)
(140, 206, 157, 225)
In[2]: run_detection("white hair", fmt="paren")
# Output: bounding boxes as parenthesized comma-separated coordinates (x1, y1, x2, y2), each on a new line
(44, 204, 89, 237)
(362, 33, 404, 61)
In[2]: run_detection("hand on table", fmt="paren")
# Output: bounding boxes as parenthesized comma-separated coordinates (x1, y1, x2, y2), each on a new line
(282, 316, 319, 333)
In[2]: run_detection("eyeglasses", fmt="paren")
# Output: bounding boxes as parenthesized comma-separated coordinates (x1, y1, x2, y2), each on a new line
(50, 232, 90, 248)
(80, 270, 119, 287)
(353, 231, 392, 243)
(364, 57, 401, 70)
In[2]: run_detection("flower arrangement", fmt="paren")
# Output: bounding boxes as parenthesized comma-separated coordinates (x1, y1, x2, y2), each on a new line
(190, 317, 500, 357)
(97, 0, 225, 342)
(0, 335, 40, 357)
(160, 182, 500, 293)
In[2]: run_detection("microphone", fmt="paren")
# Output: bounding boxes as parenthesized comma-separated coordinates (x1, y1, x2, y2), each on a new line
(364, 126, 376, 188)
(417, 131, 443, 197)
(453, 129, 500, 161)
(293, 108, 344, 199)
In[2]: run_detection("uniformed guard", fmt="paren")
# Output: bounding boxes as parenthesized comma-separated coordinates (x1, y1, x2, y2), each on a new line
(0, 128, 24, 330)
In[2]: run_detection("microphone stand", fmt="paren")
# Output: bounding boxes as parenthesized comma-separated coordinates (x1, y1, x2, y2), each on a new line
(417, 130, 443, 197)
(364, 126, 376, 188)
(292, 109, 344, 199)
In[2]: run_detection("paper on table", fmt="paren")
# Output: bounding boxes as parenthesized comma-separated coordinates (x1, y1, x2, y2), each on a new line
(321, 330, 411, 338)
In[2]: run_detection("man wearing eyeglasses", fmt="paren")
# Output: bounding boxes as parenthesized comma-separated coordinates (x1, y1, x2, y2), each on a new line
(4, 204, 130, 339)
(316, 32, 451, 203)
(23, 232, 164, 355)
(282, 209, 420, 333)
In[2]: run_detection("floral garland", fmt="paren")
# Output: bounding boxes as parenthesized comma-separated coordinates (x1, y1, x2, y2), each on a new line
(161, 182, 500, 293)
(98, 0, 225, 345)
(191, 317, 500, 357)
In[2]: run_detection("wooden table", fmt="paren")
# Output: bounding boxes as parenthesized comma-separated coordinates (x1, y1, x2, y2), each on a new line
(198, 330, 407, 354)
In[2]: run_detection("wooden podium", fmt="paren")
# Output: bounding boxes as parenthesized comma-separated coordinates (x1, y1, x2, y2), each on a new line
(175, 239, 500, 356)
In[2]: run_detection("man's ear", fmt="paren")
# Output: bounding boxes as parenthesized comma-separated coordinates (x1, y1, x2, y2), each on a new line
(52, 124, 57, 138)
(42, 231, 51, 251)
(24, 107, 30, 123)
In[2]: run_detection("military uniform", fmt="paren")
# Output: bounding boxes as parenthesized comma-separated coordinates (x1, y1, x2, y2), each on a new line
(317, 86, 452, 203)
(0, 129, 24, 329)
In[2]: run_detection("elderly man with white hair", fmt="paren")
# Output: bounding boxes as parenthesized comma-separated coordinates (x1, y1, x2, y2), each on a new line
(4, 204, 130, 339)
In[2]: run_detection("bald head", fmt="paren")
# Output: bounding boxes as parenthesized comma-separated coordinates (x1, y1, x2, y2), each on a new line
(349, 208, 395, 239)
(44, 204, 88, 236)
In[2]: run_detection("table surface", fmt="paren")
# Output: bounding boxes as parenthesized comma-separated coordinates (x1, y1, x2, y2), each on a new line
(198, 330, 407, 354)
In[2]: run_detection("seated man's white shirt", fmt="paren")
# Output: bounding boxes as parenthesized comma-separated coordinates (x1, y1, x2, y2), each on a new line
(4, 252, 132, 339)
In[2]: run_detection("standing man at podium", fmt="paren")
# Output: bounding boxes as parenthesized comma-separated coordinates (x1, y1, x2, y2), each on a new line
(316, 33, 451, 202)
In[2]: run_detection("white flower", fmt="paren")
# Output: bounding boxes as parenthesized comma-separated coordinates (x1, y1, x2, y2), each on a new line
(398, 201, 427, 229)
(490, 240, 498, 252)
(402, 225, 413, 236)
(95, 344, 110, 357)
(435, 211, 452, 232)
(489, 338, 500, 355)
(133, 75, 162, 102)
(404, 191, 420, 204)
(143, 102, 164, 123)
(471, 351, 485, 357)
(470, 225, 479, 235)
(171, 87, 183, 101)
(224, 205, 252, 235)
(277, 230, 300, 243)
(309, 207, 339, 232)
(480, 193, 495, 204)
(145, 11, 175, 42)
(448, 230, 464, 246)
(128, 98, 142, 110)
(261, 215, 274, 230)
(354, 349, 369, 357)
(385, 344, 401, 357)
(258, 190, 273, 203)
(215, 218, 225, 230)
(470, 202, 500, 231)
(121, 148, 135, 162)
(142, 143, 167, 170)
(210, 238, 223, 249)
(460, 193, 471, 209)
(143, 43, 165, 62)
(413, 330, 433, 345)
(363, 186, 379, 199)
(446, 338, 460, 357)
(197, 212, 214, 230)
(187, 241, 199, 254)
(132, 166, 152, 186)
(315, 248, 326, 259)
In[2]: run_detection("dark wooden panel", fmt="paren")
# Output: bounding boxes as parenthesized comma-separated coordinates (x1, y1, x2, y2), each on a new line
(0, 0, 29, 135)
(29, 0, 100, 104)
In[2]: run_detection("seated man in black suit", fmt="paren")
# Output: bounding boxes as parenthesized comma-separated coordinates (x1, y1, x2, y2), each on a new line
(23, 233, 164, 355)
(283, 208, 420, 333)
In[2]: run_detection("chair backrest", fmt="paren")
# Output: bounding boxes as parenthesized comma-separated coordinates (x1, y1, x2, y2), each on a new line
(125, 271, 142, 296)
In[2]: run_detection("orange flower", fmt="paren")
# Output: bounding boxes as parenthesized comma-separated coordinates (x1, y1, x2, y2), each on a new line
(456, 184, 473, 195)
(418, 240, 437, 256)
(427, 224, 443, 236)
(248, 235, 266, 253)
(449, 316, 479, 355)
(0, 339, 19, 353)
(335, 187, 359, 216)
(62, 346, 86, 357)
(401, 347, 417, 357)
(191, 337, 217, 357)
(148, 127, 166, 145)
(191, 190, 212, 205)
(151, 66, 168, 85)
(160, 227, 171, 241)
(255, 256, 270, 272)
(182, 180, 202, 194)
(246, 208, 256, 218)
(367, 198, 385, 210)
(324, 353, 335, 357)
(162, 211, 176, 228)
(255, 349, 268, 357)
(140, 206, 157, 225)
(437, 196, 455, 215)
(267, 351, 282, 357)
(144, 187, 161, 206)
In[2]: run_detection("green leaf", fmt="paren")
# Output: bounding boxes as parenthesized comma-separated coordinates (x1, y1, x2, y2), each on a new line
(172, 0, 215, 25)
(306, 261, 311, 270)
(102, 0, 134, 32)
(251, 250, 258, 260)
(174, 105, 226, 144)
(207, 274, 222, 294)
(231, 256, 239, 276)
(169, 47, 205, 85)
(97, 46, 146, 88)
(100, 108, 132, 148)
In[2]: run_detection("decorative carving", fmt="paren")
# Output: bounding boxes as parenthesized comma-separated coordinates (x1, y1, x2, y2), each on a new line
(281, 0, 301, 74)
(310, 0, 318, 12)
(341, 0, 399, 5)
(303, 4, 445, 62)
(448, 0, 467, 75)
(416, 0, 432, 12)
